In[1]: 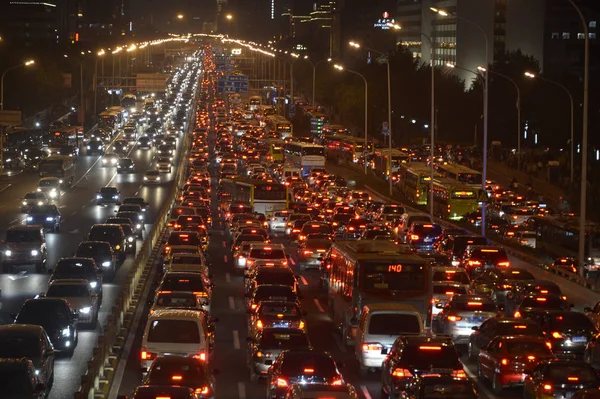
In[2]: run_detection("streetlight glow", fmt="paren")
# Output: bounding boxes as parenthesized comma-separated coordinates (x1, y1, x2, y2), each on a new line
(387, 23, 401, 30)
(477, 66, 487, 72)
(177, 14, 184, 19)
(97, 49, 105, 56)
(334, 64, 344, 71)
(226, 14, 233, 20)
(348, 41, 360, 48)
(446, 63, 455, 68)
(524, 72, 536, 78)
(24, 60, 35, 66)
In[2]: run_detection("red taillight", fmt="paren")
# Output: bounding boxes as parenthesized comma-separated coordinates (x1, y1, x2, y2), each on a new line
(141, 350, 155, 360)
(501, 358, 509, 365)
(392, 368, 413, 378)
(447, 315, 462, 322)
(410, 234, 419, 241)
(452, 369, 467, 379)
(193, 351, 207, 361)
(195, 386, 210, 395)
(276, 378, 288, 387)
(331, 378, 343, 386)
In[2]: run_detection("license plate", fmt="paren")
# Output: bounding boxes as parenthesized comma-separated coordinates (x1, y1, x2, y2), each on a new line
(424, 237, 433, 243)
(274, 323, 289, 328)
(268, 296, 287, 300)
(571, 336, 587, 343)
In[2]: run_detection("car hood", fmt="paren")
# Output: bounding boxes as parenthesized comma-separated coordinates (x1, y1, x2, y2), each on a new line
(5, 242, 40, 249)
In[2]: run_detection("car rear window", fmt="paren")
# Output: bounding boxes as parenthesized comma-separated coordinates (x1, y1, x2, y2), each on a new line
(452, 300, 497, 312)
(147, 319, 200, 343)
(156, 293, 197, 307)
(505, 341, 552, 356)
(260, 331, 310, 349)
(301, 223, 332, 235)
(547, 365, 598, 383)
(402, 344, 461, 369)
(167, 233, 201, 246)
(546, 312, 595, 329)
(47, 284, 89, 297)
(519, 296, 564, 309)
(254, 286, 296, 302)
(368, 313, 422, 335)
(433, 286, 467, 295)
(497, 322, 544, 336)
(432, 271, 470, 285)
(55, 259, 94, 274)
(249, 248, 285, 259)
(280, 353, 337, 378)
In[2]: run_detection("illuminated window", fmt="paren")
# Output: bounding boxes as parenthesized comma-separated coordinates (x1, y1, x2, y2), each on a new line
(562, 32, 570, 39)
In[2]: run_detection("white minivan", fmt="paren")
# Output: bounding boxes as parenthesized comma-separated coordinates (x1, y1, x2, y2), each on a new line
(355, 303, 424, 371)
(140, 309, 213, 373)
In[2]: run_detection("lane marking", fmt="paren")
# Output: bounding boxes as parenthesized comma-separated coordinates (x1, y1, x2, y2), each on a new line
(229, 296, 235, 310)
(313, 298, 325, 313)
(233, 330, 240, 349)
(70, 211, 76, 216)
(222, 241, 227, 248)
(360, 385, 372, 399)
(226, 273, 231, 283)
(223, 255, 228, 263)
(134, 191, 139, 195)
(238, 382, 246, 399)
(300, 276, 308, 286)
(289, 257, 296, 266)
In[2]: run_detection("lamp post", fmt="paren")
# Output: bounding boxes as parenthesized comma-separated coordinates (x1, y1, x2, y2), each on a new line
(94, 50, 106, 124)
(304, 56, 332, 106)
(524, 71, 574, 184)
(1, 60, 35, 172)
(349, 41, 393, 195)
(566, 0, 590, 277)
(432, 7, 489, 236)
(334, 64, 368, 175)
(479, 67, 521, 172)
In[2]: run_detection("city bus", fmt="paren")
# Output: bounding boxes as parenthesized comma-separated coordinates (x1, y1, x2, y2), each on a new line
(429, 178, 479, 220)
(121, 94, 137, 112)
(435, 163, 482, 186)
(372, 148, 410, 178)
(98, 111, 117, 133)
(322, 240, 432, 345)
(264, 138, 286, 163)
(284, 142, 326, 177)
(400, 162, 438, 206)
(249, 96, 261, 111)
(220, 177, 289, 216)
(267, 116, 293, 139)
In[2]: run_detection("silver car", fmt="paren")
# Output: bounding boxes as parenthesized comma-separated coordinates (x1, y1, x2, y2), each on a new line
(435, 294, 498, 344)
(143, 169, 161, 184)
(432, 282, 468, 319)
(44, 279, 99, 327)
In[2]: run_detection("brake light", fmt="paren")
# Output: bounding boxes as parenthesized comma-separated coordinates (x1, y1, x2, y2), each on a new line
(551, 332, 564, 339)
(193, 351, 207, 361)
(392, 368, 413, 378)
(536, 298, 547, 302)
(445, 291, 455, 295)
(362, 343, 382, 352)
(452, 370, 467, 379)
(447, 316, 462, 322)
(331, 378, 343, 386)
(498, 261, 510, 267)
(410, 234, 419, 241)
(303, 368, 314, 373)
(567, 377, 579, 382)
(501, 358, 509, 365)
(299, 320, 305, 329)
(256, 320, 263, 329)
(514, 311, 521, 318)
(468, 260, 481, 266)
(527, 355, 536, 360)
(195, 387, 210, 395)
(543, 384, 552, 391)
(303, 250, 313, 255)
(141, 350, 155, 360)
(276, 378, 288, 387)
(419, 346, 442, 350)
(172, 375, 183, 381)
(467, 302, 482, 306)
(251, 303, 258, 310)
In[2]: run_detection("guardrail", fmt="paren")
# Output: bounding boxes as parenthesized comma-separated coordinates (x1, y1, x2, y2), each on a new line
(361, 182, 599, 293)
(73, 98, 196, 399)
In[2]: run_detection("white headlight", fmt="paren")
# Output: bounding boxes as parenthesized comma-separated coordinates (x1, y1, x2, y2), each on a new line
(22, 201, 27, 205)
(128, 236, 134, 242)
(31, 250, 39, 256)
(59, 180, 63, 184)
(80, 306, 92, 314)
(136, 224, 141, 229)
(37, 188, 42, 192)
(89, 281, 97, 289)
(45, 217, 54, 222)
(26, 216, 33, 221)
(144, 176, 148, 180)
(5, 250, 12, 256)
(87, 146, 91, 150)
(38, 201, 43, 206)
(62, 327, 71, 337)
(96, 194, 102, 199)
(102, 261, 111, 267)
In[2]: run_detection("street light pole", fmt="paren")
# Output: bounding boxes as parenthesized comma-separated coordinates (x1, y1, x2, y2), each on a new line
(567, 0, 590, 277)
(307, 58, 331, 106)
(334, 64, 368, 175)
(524, 72, 574, 183)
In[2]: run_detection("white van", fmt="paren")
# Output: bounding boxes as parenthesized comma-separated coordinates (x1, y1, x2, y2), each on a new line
(515, 230, 537, 248)
(140, 309, 212, 372)
(282, 168, 301, 180)
(355, 303, 424, 371)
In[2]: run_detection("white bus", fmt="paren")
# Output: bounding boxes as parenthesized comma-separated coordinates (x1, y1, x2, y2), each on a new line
(249, 96, 261, 111)
(284, 142, 325, 177)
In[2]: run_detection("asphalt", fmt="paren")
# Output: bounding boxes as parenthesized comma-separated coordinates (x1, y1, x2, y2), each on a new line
(0, 123, 185, 399)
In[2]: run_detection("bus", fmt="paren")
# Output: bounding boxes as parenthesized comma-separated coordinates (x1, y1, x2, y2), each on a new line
(266, 116, 293, 139)
(429, 178, 479, 220)
(322, 240, 432, 345)
(98, 111, 117, 133)
(435, 163, 482, 186)
(38, 155, 75, 188)
(249, 96, 261, 111)
(220, 177, 289, 216)
(400, 162, 438, 206)
(372, 148, 410, 178)
(284, 142, 326, 177)
(264, 138, 286, 163)
(121, 94, 137, 113)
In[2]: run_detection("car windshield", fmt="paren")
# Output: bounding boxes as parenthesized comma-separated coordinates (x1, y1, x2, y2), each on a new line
(147, 319, 200, 343)
(156, 293, 198, 307)
(47, 284, 89, 297)
(505, 341, 552, 356)
(260, 331, 310, 349)
(6, 229, 39, 242)
(39, 180, 58, 187)
(402, 344, 461, 369)
(55, 259, 93, 274)
(146, 170, 160, 176)
(547, 365, 598, 383)
(100, 188, 118, 194)
(89, 227, 120, 242)
(118, 159, 133, 166)
(368, 313, 422, 335)
(25, 193, 44, 199)
(77, 243, 111, 256)
(17, 301, 71, 324)
(29, 205, 56, 214)
(0, 333, 40, 358)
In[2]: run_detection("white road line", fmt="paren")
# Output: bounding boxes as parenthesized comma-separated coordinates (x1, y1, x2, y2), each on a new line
(224, 255, 228, 263)
(226, 273, 231, 283)
(233, 330, 240, 349)
(229, 296, 235, 310)
(134, 191, 139, 195)
(360, 385, 372, 399)
(300, 276, 308, 286)
(313, 298, 325, 313)
(238, 382, 246, 399)
(222, 241, 227, 248)
(70, 211, 76, 216)
(464, 364, 495, 399)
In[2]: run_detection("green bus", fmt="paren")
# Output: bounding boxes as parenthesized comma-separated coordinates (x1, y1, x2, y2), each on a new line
(400, 162, 438, 206)
(429, 178, 479, 221)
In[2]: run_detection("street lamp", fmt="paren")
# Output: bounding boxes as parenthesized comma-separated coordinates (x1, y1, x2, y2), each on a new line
(303, 57, 331, 106)
(334, 64, 368, 175)
(226, 14, 233, 21)
(524, 71, 574, 184)
(432, 6, 489, 237)
(177, 14, 184, 20)
(1, 59, 35, 172)
(348, 40, 393, 195)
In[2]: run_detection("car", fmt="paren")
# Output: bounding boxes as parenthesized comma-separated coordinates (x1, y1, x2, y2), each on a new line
(432, 282, 468, 319)
(105, 218, 137, 253)
(296, 238, 332, 271)
(248, 301, 305, 336)
(87, 224, 127, 259)
(143, 169, 161, 184)
(434, 294, 498, 344)
(540, 310, 596, 359)
(142, 356, 216, 399)
(121, 197, 149, 213)
(381, 336, 466, 399)
(25, 204, 61, 232)
(431, 266, 471, 293)
(284, 383, 359, 399)
(75, 241, 116, 278)
(523, 360, 600, 399)
(116, 211, 144, 237)
(471, 268, 535, 306)
(156, 156, 172, 173)
(96, 187, 121, 205)
(0, 325, 55, 388)
(50, 257, 103, 303)
(87, 139, 104, 155)
(12, 297, 78, 353)
(117, 385, 197, 399)
(149, 291, 205, 315)
(0, 358, 49, 398)
(21, 192, 50, 213)
(512, 294, 572, 322)
(1, 225, 47, 273)
(477, 335, 554, 392)
(44, 279, 99, 328)
(101, 153, 119, 167)
(117, 158, 135, 173)
(461, 245, 510, 277)
(406, 376, 479, 399)
(36, 177, 62, 199)
(137, 136, 152, 149)
(157, 272, 212, 312)
(266, 350, 345, 399)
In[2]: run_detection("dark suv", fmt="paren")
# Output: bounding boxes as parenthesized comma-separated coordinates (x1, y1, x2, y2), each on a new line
(75, 241, 116, 278)
(96, 187, 121, 205)
(86, 224, 127, 259)
(1, 225, 47, 273)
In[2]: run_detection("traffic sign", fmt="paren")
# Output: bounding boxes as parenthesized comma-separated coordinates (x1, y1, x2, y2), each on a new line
(382, 121, 389, 136)
(217, 74, 249, 94)
(476, 189, 489, 203)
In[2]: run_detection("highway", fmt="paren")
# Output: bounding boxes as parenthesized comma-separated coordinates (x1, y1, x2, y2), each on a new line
(0, 125, 185, 398)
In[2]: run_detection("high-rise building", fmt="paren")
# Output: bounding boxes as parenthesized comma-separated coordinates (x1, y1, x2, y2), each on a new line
(77, 0, 132, 45)
(396, 0, 544, 83)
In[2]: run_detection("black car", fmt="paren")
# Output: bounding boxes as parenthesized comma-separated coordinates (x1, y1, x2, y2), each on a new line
(105, 217, 137, 253)
(12, 298, 78, 353)
(266, 350, 344, 399)
(137, 136, 152, 149)
(87, 224, 127, 258)
(118, 385, 196, 399)
(116, 158, 135, 173)
(26, 205, 61, 232)
(468, 317, 545, 360)
(116, 211, 144, 237)
(523, 360, 600, 399)
(122, 197, 149, 213)
(50, 257, 103, 302)
(540, 311, 597, 359)
(407, 376, 479, 399)
(381, 336, 465, 399)
(142, 357, 216, 398)
(75, 241, 116, 278)
(96, 187, 121, 205)
(87, 139, 104, 155)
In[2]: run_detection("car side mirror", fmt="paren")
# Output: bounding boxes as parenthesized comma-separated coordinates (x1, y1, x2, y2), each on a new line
(471, 326, 479, 331)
